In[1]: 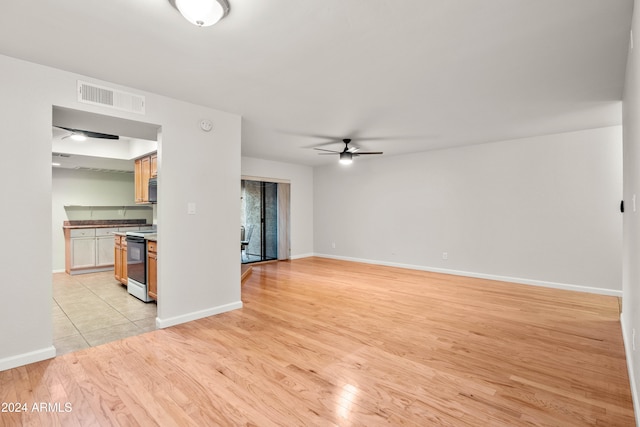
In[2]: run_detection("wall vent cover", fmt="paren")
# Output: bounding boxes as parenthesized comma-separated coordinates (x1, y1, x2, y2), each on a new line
(77, 81, 145, 115)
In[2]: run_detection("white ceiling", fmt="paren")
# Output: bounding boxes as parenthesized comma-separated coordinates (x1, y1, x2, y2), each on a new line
(51, 126, 134, 172)
(0, 0, 634, 166)
(52, 151, 135, 173)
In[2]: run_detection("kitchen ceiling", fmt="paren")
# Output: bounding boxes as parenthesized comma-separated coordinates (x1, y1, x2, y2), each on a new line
(51, 127, 136, 172)
(52, 152, 134, 173)
(0, 1, 633, 166)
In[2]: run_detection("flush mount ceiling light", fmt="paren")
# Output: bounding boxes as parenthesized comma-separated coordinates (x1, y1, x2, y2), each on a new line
(169, 0, 230, 27)
(69, 132, 87, 142)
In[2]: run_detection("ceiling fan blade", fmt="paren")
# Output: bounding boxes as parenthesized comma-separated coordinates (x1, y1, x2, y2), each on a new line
(317, 153, 338, 155)
(313, 148, 341, 153)
(347, 147, 361, 153)
(353, 135, 429, 141)
(303, 140, 343, 149)
(84, 131, 119, 140)
(55, 126, 119, 140)
(353, 152, 383, 155)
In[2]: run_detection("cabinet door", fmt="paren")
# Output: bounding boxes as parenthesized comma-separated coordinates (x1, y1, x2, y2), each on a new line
(97, 235, 115, 266)
(141, 156, 151, 203)
(70, 238, 96, 269)
(134, 158, 143, 203)
(150, 153, 158, 178)
(121, 243, 128, 284)
(135, 154, 156, 204)
(114, 243, 122, 282)
(147, 250, 157, 300)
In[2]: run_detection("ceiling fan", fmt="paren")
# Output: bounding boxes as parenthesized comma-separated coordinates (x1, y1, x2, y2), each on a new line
(314, 139, 383, 164)
(54, 126, 119, 141)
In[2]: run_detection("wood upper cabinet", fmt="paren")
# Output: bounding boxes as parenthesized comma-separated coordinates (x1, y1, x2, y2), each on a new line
(150, 153, 158, 178)
(147, 240, 157, 301)
(134, 158, 143, 203)
(134, 152, 156, 204)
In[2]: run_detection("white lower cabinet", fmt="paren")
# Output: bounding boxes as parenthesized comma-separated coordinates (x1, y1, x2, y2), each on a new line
(96, 236, 115, 266)
(96, 228, 118, 266)
(66, 226, 138, 274)
(70, 237, 97, 269)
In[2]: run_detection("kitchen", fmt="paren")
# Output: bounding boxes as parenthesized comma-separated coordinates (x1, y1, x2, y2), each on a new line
(51, 107, 160, 355)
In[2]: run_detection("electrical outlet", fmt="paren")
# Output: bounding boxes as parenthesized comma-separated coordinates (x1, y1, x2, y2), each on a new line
(331, 242, 336, 249)
(634, 328, 637, 351)
(442, 252, 448, 260)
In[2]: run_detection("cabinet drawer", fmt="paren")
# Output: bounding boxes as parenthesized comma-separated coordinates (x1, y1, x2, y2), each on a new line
(70, 228, 96, 238)
(147, 241, 157, 253)
(96, 227, 119, 236)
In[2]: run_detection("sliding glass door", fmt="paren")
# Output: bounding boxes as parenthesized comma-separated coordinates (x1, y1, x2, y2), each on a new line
(241, 180, 278, 264)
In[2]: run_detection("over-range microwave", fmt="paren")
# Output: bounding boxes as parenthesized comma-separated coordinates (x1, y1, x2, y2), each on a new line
(148, 177, 157, 203)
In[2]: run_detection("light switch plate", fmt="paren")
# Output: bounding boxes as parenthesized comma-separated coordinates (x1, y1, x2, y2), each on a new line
(188, 202, 196, 215)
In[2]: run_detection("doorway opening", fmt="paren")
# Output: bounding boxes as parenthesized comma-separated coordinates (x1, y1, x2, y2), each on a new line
(51, 106, 160, 356)
(241, 179, 290, 264)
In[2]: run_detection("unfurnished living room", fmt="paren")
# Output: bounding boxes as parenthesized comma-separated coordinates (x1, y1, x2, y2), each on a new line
(1, 1, 640, 426)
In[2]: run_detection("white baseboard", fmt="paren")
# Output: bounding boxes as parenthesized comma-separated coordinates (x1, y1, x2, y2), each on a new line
(621, 313, 640, 426)
(0, 346, 56, 372)
(312, 253, 622, 297)
(52, 269, 65, 274)
(291, 253, 314, 260)
(156, 301, 243, 329)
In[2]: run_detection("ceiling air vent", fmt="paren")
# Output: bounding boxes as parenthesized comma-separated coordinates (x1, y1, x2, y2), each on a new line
(77, 80, 145, 115)
(75, 167, 133, 174)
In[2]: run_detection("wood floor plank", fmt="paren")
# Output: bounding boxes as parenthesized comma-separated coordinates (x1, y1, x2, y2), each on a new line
(0, 257, 634, 426)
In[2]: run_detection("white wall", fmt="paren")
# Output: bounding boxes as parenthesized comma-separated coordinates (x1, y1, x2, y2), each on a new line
(241, 157, 314, 258)
(51, 168, 152, 271)
(0, 54, 241, 371)
(314, 126, 622, 294)
(622, 0, 640, 421)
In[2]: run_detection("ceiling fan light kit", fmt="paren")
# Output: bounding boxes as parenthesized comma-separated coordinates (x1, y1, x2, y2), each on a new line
(339, 152, 353, 165)
(171, 0, 230, 27)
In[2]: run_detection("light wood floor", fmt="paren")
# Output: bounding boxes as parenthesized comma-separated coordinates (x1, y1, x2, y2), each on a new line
(0, 258, 634, 426)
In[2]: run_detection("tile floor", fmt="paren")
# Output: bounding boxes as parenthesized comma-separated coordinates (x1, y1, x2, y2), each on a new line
(52, 271, 157, 356)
